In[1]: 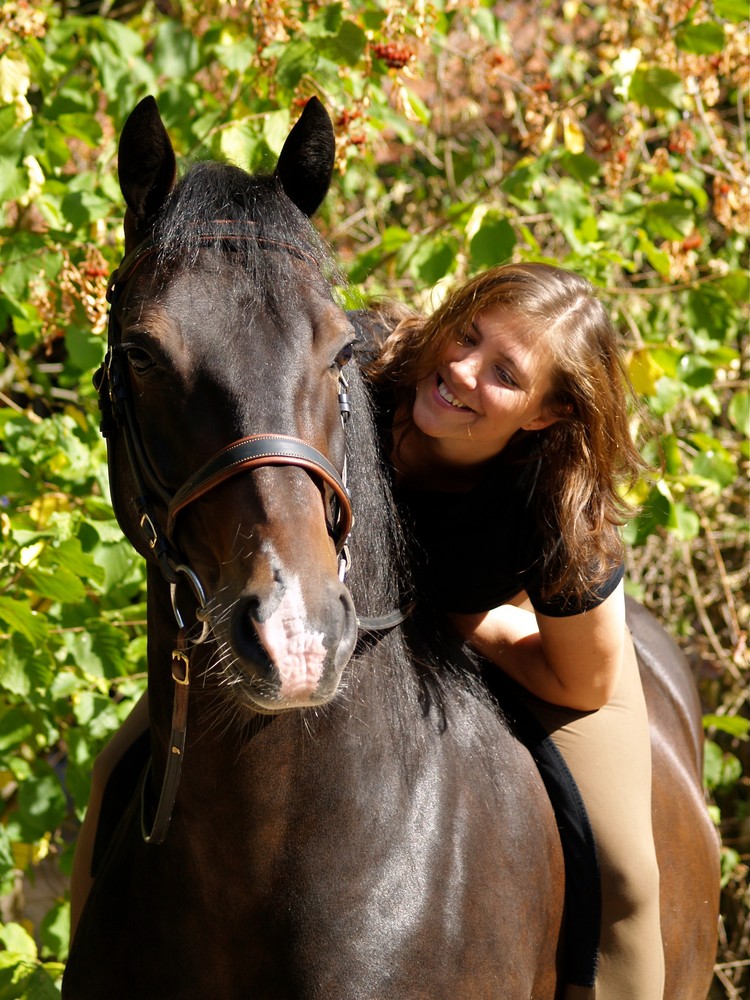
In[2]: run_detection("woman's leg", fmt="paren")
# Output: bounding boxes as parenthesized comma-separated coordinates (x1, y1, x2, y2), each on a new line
(526, 633, 664, 1000)
(69, 691, 150, 943)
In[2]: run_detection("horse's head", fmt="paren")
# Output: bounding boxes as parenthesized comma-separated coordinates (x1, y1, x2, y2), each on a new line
(99, 96, 360, 712)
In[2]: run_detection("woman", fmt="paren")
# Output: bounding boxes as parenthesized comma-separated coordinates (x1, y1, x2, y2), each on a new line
(72, 262, 663, 999)
(367, 262, 663, 1000)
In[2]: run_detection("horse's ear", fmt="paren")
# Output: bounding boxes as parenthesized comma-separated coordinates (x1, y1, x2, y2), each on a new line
(274, 97, 335, 217)
(118, 96, 176, 244)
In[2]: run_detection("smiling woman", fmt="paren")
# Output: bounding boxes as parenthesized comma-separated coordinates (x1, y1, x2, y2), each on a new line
(365, 262, 673, 999)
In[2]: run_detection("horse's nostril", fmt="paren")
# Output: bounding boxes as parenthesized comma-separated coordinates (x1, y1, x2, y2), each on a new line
(230, 597, 274, 678)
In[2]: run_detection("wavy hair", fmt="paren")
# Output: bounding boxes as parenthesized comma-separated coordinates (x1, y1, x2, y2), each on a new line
(367, 263, 647, 600)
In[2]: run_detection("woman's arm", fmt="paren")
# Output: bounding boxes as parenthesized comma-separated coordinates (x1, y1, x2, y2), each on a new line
(449, 582, 626, 711)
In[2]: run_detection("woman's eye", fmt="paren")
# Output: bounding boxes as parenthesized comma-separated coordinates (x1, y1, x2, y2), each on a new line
(495, 367, 516, 387)
(333, 342, 354, 369)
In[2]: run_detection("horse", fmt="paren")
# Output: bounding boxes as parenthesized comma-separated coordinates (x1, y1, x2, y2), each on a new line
(62, 95, 719, 999)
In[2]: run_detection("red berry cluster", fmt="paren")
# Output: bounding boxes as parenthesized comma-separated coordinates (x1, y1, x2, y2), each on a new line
(372, 41, 415, 69)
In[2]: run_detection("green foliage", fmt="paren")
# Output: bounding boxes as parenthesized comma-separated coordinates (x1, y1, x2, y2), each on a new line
(0, 0, 747, 991)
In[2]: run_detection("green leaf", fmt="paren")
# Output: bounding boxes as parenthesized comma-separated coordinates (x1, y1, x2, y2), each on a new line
(471, 7, 507, 45)
(690, 444, 737, 489)
(305, 2, 343, 36)
(21, 565, 87, 604)
(263, 110, 291, 157)
(645, 199, 693, 240)
(213, 37, 255, 73)
(23, 964, 63, 999)
(381, 226, 413, 253)
(720, 846, 740, 887)
(629, 65, 684, 111)
(271, 38, 318, 90)
(687, 286, 735, 341)
(558, 151, 600, 185)
(54, 113, 102, 148)
(728, 389, 749, 436)
(60, 189, 113, 230)
(675, 21, 725, 54)
(320, 20, 367, 66)
(39, 900, 70, 963)
(703, 740, 742, 791)
(16, 766, 67, 840)
(703, 714, 750, 740)
(714, 0, 749, 21)
(0, 708, 34, 753)
(219, 123, 261, 171)
(543, 178, 595, 248)
(0, 923, 37, 959)
(0, 597, 48, 647)
(623, 485, 671, 545)
(405, 236, 458, 285)
(636, 229, 670, 277)
(469, 217, 516, 270)
(152, 19, 201, 78)
(64, 327, 105, 374)
(0, 456, 26, 495)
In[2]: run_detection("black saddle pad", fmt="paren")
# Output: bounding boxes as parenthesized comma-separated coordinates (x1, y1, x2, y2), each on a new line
(483, 667, 602, 989)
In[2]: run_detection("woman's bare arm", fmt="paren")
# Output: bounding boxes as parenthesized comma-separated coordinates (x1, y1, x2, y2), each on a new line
(449, 582, 625, 711)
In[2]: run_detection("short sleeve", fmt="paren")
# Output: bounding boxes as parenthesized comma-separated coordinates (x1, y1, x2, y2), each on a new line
(526, 560, 625, 618)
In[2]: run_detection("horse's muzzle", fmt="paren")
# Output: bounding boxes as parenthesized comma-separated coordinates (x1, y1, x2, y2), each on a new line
(225, 574, 357, 711)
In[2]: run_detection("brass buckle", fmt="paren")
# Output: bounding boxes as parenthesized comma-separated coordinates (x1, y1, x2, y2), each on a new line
(171, 649, 190, 686)
(139, 513, 159, 550)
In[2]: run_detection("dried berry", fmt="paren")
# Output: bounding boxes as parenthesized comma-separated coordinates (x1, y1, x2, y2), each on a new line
(372, 41, 415, 70)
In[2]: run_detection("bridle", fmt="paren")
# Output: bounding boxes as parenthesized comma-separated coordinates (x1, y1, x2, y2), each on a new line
(98, 233, 353, 585)
(96, 227, 405, 844)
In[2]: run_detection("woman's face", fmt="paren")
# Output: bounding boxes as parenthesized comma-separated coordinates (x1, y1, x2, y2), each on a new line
(411, 305, 559, 462)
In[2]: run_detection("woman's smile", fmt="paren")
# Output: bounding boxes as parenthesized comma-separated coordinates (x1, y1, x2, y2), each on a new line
(436, 374, 472, 411)
(410, 306, 560, 464)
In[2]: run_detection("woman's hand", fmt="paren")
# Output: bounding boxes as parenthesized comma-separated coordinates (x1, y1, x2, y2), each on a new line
(449, 582, 626, 711)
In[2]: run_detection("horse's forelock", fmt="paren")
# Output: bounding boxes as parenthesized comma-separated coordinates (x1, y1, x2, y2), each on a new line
(152, 161, 341, 292)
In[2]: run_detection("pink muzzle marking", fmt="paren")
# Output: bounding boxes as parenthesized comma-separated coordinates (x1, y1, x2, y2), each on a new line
(252, 578, 328, 698)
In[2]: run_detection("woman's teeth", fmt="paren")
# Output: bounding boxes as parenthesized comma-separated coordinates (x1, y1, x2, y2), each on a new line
(438, 377, 469, 409)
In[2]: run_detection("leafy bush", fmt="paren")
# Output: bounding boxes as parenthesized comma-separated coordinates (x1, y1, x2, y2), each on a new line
(0, 0, 747, 994)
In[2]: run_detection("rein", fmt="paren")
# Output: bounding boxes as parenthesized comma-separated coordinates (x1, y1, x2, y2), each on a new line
(97, 228, 408, 844)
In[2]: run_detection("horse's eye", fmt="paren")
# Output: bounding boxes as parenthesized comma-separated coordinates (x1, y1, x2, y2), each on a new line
(334, 343, 354, 369)
(125, 347, 156, 376)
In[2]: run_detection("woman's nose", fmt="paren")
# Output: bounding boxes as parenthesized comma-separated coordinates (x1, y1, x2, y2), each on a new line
(449, 351, 480, 388)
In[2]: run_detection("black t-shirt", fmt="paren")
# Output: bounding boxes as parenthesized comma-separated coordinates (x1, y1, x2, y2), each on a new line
(396, 460, 624, 616)
(369, 378, 623, 618)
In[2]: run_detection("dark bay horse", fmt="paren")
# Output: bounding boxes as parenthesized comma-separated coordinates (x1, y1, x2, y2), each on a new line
(63, 96, 719, 999)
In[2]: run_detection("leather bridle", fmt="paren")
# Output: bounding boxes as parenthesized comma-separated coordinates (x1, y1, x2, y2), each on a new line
(96, 228, 405, 844)
(98, 234, 353, 586)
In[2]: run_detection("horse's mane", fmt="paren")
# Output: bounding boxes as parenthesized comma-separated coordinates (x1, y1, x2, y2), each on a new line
(343, 346, 499, 738)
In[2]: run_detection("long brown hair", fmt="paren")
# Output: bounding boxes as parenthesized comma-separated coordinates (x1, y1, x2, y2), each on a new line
(367, 263, 647, 600)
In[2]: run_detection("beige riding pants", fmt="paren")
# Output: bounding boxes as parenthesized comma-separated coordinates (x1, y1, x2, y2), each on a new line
(523, 633, 665, 1000)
